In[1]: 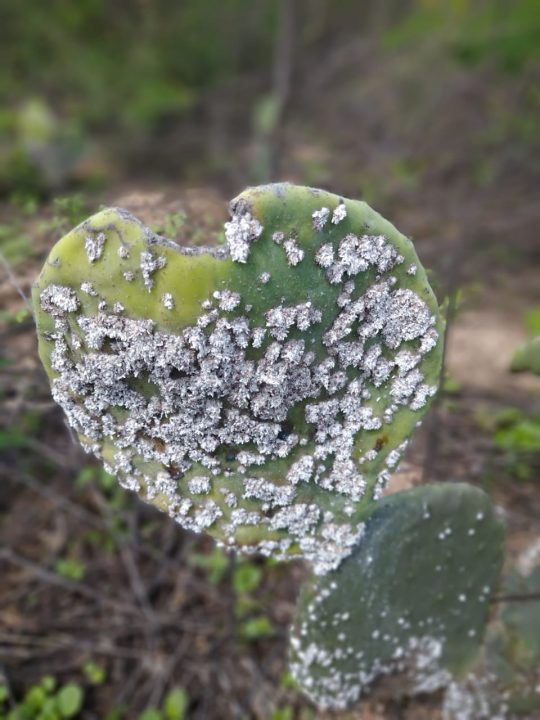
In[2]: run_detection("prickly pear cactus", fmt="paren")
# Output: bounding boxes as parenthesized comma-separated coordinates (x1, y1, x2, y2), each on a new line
(33, 183, 443, 574)
(290, 483, 504, 709)
(443, 541, 540, 719)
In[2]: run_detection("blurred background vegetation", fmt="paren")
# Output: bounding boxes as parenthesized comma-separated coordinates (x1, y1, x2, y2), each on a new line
(1, 0, 539, 198)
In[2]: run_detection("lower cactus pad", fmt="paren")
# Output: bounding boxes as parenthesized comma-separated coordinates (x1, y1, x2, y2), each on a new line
(290, 483, 504, 708)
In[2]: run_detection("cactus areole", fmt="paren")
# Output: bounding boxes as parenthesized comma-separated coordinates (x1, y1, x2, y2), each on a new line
(33, 184, 443, 574)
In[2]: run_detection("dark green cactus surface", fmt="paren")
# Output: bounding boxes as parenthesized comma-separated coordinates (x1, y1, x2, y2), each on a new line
(290, 483, 504, 709)
(32, 183, 443, 574)
(443, 546, 540, 719)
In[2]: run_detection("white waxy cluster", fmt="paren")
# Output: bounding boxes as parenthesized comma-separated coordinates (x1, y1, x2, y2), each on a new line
(188, 476, 212, 494)
(265, 302, 321, 342)
(39, 199, 440, 575)
(291, 629, 451, 709)
(273, 231, 305, 266)
(443, 674, 510, 720)
(312, 207, 330, 231)
(140, 251, 167, 291)
(40, 284, 79, 315)
(85, 232, 106, 262)
(80, 282, 97, 296)
(162, 293, 175, 310)
(224, 211, 263, 263)
(214, 289, 241, 311)
(316, 233, 400, 285)
(331, 203, 347, 224)
(284, 238, 304, 266)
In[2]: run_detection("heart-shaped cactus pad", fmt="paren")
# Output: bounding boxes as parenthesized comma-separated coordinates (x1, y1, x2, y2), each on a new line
(33, 183, 443, 573)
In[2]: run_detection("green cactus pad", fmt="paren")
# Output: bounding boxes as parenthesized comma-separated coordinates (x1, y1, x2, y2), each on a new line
(443, 545, 540, 719)
(32, 183, 443, 573)
(511, 335, 540, 375)
(290, 483, 504, 709)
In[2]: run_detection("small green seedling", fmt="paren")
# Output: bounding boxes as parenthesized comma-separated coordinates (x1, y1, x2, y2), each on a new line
(55, 556, 86, 582)
(83, 661, 107, 686)
(0, 676, 84, 719)
(137, 686, 189, 720)
(189, 545, 229, 584)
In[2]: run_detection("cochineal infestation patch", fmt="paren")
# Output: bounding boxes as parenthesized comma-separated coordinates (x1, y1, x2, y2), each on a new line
(289, 483, 504, 710)
(32, 184, 444, 574)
